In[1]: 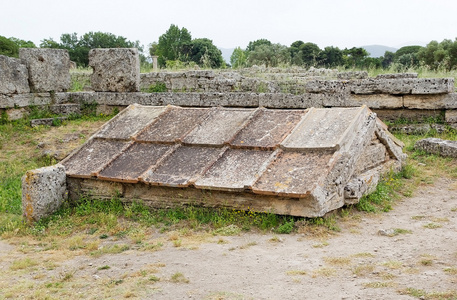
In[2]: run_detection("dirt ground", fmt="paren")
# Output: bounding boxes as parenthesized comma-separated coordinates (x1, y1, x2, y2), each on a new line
(0, 176, 456, 299)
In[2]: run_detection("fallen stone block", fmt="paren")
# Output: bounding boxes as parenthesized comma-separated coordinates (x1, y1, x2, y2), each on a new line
(415, 138, 457, 158)
(30, 117, 68, 127)
(22, 164, 67, 222)
(19, 48, 71, 92)
(0, 55, 30, 94)
(89, 48, 140, 92)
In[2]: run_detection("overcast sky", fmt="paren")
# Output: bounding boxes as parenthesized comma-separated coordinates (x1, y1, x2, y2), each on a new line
(2, 0, 457, 51)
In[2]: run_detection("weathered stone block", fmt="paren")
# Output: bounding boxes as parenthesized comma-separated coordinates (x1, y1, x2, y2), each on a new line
(5, 107, 28, 120)
(411, 78, 454, 94)
(305, 80, 350, 93)
(350, 78, 412, 95)
(0, 55, 30, 94)
(50, 103, 81, 115)
(0, 93, 52, 109)
(415, 138, 457, 158)
(89, 48, 140, 92)
(259, 93, 323, 108)
(403, 93, 457, 109)
(337, 71, 368, 80)
(346, 94, 403, 109)
(376, 73, 418, 79)
(445, 110, 457, 123)
(19, 48, 70, 92)
(22, 164, 67, 222)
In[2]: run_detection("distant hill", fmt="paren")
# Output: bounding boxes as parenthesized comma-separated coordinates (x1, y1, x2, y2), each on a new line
(361, 45, 398, 58)
(218, 47, 235, 64)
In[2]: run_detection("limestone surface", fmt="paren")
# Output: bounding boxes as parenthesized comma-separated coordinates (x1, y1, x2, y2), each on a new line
(0, 55, 30, 95)
(89, 48, 140, 92)
(415, 138, 457, 158)
(19, 48, 70, 92)
(22, 164, 67, 222)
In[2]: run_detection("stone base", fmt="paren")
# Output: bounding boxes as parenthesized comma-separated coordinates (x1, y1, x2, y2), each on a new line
(22, 164, 67, 222)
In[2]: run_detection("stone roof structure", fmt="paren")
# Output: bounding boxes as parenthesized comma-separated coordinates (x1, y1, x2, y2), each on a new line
(62, 104, 405, 217)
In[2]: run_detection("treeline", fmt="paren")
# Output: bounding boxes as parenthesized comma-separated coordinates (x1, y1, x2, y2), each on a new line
(1, 24, 457, 71)
(232, 39, 457, 71)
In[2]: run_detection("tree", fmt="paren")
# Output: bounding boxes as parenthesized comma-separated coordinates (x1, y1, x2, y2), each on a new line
(381, 51, 395, 68)
(289, 40, 304, 65)
(320, 46, 343, 67)
(186, 38, 223, 68)
(8, 37, 36, 49)
(0, 36, 36, 57)
(247, 43, 290, 67)
(343, 47, 369, 68)
(156, 24, 192, 67)
(230, 47, 247, 68)
(299, 42, 321, 67)
(246, 39, 272, 52)
(0, 36, 18, 57)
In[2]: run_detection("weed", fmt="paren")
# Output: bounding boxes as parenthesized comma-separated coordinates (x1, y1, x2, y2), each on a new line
(312, 241, 329, 248)
(90, 244, 129, 257)
(364, 281, 395, 288)
(400, 287, 457, 299)
(143, 82, 167, 93)
(148, 275, 160, 282)
(286, 270, 307, 276)
(423, 223, 442, 229)
(10, 258, 39, 270)
(170, 272, 189, 283)
(276, 218, 295, 234)
(312, 267, 336, 277)
(444, 267, 457, 275)
(420, 259, 433, 266)
(239, 241, 257, 249)
(98, 265, 110, 270)
(324, 256, 351, 266)
(352, 264, 375, 276)
(213, 224, 241, 236)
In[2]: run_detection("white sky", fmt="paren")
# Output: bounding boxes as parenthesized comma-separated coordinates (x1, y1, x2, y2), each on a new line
(2, 0, 457, 51)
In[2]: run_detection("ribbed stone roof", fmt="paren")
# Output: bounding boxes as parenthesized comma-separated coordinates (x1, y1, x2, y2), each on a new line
(62, 104, 405, 216)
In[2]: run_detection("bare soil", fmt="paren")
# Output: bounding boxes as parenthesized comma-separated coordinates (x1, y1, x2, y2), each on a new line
(0, 177, 456, 299)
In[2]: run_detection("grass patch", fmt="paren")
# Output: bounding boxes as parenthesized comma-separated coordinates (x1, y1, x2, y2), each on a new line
(170, 272, 189, 283)
(10, 258, 39, 270)
(400, 288, 457, 300)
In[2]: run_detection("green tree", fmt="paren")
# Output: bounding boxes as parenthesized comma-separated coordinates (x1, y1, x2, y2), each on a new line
(289, 40, 304, 65)
(186, 38, 223, 68)
(298, 42, 321, 67)
(8, 37, 36, 49)
(246, 39, 272, 52)
(343, 47, 369, 68)
(381, 51, 395, 68)
(320, 46, 343, 67)
(230, 47, 247, 68)
(156, 24, 192, 67)
(0, 36, 18, 57)
(417, 40, 440, 69)
(247, 43, 290, 67)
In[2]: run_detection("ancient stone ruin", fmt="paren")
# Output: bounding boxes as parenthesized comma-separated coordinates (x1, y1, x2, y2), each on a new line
(4, 48, 454, 221)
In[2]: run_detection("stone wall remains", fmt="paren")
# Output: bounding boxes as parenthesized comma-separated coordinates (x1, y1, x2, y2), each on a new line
(1, 49, 456, 127)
